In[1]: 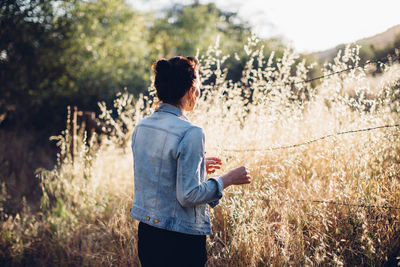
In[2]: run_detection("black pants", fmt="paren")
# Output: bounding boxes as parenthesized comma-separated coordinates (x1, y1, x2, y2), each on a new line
(138, 222, 207, 267)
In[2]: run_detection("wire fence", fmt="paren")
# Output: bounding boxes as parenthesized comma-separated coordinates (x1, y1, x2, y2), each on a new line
(260, 198, 400, 222)
(212, 50, 400, 211)
(278, 198, 400, 210)
(213, 121, 400, 211)
(273, 49, 400, 88)
(213, 123, 400, 152)
(211, 50, 400, 152)
(211, 48, 400, 151)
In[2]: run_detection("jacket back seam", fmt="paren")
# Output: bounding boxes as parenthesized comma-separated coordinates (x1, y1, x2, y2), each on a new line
(154, 131, 168, 212)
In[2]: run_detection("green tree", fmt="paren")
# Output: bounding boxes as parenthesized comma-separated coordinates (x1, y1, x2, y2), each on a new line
(148, 3, 258, 60)
(0, 0, 151, 133)
(0, 0, 73, 130)
(149, 3, 287, 83)
(61, 0, 151, 107)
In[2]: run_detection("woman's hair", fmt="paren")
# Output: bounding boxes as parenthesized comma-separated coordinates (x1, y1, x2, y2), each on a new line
(153, 56, 199, 105)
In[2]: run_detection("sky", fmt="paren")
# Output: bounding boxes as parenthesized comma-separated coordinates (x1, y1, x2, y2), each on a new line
(130, 0, 400, 53)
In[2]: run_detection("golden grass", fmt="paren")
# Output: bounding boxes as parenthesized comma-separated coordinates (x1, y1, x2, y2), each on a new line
(1, 40, 400, 266)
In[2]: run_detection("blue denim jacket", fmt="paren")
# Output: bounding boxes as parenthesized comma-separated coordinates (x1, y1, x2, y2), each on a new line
(129, 103, 224, 235)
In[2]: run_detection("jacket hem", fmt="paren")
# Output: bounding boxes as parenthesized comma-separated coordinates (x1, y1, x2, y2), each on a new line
(130, 205, 213, 235)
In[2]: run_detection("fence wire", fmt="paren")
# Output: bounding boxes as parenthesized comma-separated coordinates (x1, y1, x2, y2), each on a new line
(279, 198, 400, 210)
(273, 50, 400, 88)
(258, 197, 400, 220)
(214, 122, 400, 211)
(214, 123, 400, 152)
(211, 50, 400, 212)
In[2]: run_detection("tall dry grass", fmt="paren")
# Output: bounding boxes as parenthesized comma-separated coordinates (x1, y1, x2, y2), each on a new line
(1, 38, 400, 266)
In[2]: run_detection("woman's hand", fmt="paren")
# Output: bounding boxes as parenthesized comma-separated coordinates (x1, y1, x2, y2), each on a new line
(205, 157, 222, 174)
(220, 166, 251, 189)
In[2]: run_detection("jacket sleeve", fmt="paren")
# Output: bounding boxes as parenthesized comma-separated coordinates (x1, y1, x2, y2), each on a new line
(176, 127, 224, 208)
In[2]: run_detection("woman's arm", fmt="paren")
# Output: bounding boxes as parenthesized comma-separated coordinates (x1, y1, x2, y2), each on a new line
(176, 127, 251, 208)
(176, 127, 223, 207)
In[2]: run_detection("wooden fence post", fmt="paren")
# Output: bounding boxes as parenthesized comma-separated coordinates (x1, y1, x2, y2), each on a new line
(71, 106, 78, 162)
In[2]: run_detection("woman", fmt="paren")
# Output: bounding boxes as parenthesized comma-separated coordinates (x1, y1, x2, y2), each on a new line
(130, 56, 251, 267)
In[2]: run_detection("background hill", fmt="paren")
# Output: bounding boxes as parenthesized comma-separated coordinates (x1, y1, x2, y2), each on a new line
(359, 24, 400, 48)
(316, 24, 400, 62)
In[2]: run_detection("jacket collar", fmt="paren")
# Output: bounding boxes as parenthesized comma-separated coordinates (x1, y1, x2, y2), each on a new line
(157, 103, 188, 120)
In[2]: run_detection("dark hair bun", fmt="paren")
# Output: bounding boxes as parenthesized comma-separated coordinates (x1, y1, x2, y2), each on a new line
(153, 56, 199, 105)
(155, 59, 170, 74)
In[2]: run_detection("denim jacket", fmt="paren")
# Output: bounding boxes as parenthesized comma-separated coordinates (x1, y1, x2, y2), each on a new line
(129, 103, 224, 235)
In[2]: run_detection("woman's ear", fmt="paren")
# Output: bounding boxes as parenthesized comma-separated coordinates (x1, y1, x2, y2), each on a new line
(191, 85, 197, 96)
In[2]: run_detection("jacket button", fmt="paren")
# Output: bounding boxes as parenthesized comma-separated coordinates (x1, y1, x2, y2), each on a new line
(154, 219, 159, 223)
(146, 216, 150, 221)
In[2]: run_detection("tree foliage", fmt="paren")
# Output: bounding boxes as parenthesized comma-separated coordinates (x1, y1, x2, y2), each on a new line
(0, 0, 288, 134)
(0, 0, 72, 130)
(149, 3, 288, 83)
(62, 0, 150, 106)
(149, 3, 250, 58)
(0, 0, 151, 132)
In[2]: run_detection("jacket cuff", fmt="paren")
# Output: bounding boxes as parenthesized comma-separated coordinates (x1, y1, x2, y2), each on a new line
(207, 177, 224, 208)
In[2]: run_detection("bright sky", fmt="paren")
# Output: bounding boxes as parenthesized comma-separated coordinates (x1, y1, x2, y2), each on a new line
(131, 0, 400, 53)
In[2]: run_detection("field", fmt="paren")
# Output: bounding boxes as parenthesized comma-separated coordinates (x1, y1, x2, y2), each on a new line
(1, 39, 400, 266)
